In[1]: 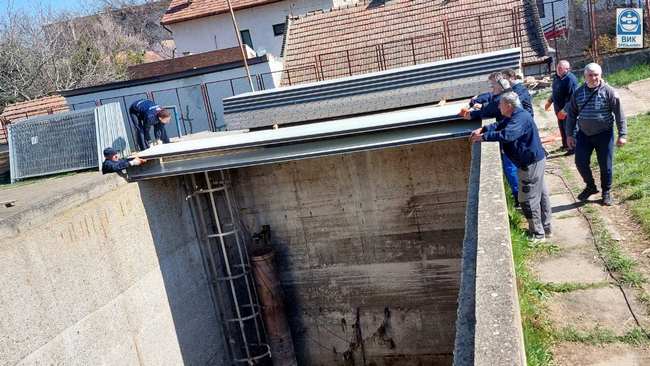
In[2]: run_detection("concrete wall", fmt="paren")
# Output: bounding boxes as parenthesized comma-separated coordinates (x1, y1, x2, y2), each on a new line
(169, 0, 336, 57)
(231, 139, 471, 365)
(0, 174, 227, 365)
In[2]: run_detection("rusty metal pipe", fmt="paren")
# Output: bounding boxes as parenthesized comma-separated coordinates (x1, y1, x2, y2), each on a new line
(251, 248, 297, 366)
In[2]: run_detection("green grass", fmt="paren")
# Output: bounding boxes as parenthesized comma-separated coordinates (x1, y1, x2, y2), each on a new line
(605, 63, 650, 87)
(509, 199, 554, 365)
(535, 281, 609, 294)
(557, 326, 650, 346)
(580, 205, 647, 287)
(614, 114, 650, 235)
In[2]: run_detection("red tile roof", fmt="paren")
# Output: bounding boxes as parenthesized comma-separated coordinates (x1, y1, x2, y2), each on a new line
(1, 95, 69, 124)
(281, 0, 549, 85)
(161, 0, 284, 25)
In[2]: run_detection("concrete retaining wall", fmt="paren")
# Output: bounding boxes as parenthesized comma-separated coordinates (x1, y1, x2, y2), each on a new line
(231, 139, 472, 365)
(0, 174, 227, 365)
(453, 141, 526, 366)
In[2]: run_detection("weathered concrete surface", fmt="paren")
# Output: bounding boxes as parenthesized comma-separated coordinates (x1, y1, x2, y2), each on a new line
(454, 141, 526, 366)
(0, 174, 226, 365)
(232, 139, 471, 365)
(554, 343, 650, 366)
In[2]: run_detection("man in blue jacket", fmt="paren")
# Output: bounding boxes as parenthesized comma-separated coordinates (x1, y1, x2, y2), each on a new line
(129, 99, 172, 151)
(102, 147, 146, 174)
(545, 60, 579, 155)
(470, 92, 552, 240)
(463, 73, 520, 206)
(502, 69, 534, 116)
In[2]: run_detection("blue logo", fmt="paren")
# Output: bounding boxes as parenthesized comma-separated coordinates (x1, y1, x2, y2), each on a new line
(618, 9, 642, 35)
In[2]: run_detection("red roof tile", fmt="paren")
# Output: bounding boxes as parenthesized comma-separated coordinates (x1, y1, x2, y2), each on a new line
(281, 0, 549, 85)
(161, 0, 284, 25)
(1, 95, 69, 124)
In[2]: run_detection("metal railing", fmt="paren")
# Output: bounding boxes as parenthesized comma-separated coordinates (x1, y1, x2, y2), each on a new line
(258, 6, 526, 86)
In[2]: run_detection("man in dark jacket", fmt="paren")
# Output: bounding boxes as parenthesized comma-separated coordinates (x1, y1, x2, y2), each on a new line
(545, 60, 578, 154)
(470, 91, 552, 240)
(102, 147, 146, 174)
(129, 99, 172, 151)
(502, 69, 534, 116)
(565, 62, 627, 206)
(463, 73, 520, 205)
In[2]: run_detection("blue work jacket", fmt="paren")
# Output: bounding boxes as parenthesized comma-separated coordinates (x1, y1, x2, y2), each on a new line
(512, 82, 534, 116)
(482, 108, 545, 168)
(551, 72, 578, 114)
(130, 99, 162, 128)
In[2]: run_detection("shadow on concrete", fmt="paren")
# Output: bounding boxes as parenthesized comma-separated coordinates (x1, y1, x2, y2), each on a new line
(138, 177, 227, 366)
(552, 200, 587, 214)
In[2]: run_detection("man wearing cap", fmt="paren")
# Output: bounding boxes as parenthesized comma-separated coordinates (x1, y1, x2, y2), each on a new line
(102, 147, 146, 174)
(129, 99, 172, 151)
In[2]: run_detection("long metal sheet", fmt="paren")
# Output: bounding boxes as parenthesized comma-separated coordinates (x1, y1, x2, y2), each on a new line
(137, 102, 468, 159)
(222, 48, 521, 129)
(127, 120, 480, 181)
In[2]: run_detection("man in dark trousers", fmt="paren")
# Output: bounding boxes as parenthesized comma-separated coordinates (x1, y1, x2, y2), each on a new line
(565, 63, 627, 206)
(545, 60, 579, 155)
(102, 147, 146, 174)
(470, 91, 551, 241)
(129, 99, 172, 151)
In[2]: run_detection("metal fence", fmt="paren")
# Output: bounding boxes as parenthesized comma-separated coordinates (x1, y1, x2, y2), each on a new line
(9, 109, 97, 182)
(542, 0, 650, 65)
(94, 103, 132, 164)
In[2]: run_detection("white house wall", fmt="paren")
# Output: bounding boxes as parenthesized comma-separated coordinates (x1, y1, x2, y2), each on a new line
(169, 0, 336, 57)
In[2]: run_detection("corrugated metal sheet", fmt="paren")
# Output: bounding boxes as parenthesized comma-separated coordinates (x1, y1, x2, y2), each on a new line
(9, 109, 97, 182)
(94, 102, 132, 165)
(139, 102, 467, 159)
(127, 120, 479, 181)
(223, 48, 521, 129)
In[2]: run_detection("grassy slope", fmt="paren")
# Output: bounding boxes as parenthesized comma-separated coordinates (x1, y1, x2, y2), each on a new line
(614, 113, 650, 234)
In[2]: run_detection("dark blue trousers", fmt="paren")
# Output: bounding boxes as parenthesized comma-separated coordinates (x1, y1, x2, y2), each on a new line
(129, 111, 169, 151)
(502, 151, 519, 200)
(574, 129, 614, 193)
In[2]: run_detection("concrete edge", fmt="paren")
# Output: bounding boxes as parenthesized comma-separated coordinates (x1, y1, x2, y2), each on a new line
(453, 141, 526, 365)
(0, 174, 128, 240)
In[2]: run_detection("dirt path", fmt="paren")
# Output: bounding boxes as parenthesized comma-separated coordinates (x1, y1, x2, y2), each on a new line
(530, 81, 650, 365)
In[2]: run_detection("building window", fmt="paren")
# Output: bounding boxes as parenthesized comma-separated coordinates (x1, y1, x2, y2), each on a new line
(240, 29, 254, 50)
(536, 0, 545, 18)
(273, 23, 285, 37)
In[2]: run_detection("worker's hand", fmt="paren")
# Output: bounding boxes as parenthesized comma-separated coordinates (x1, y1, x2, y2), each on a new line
(458, 108, 470, 119)
(469, 128, 483, 143)
(544, 100, 552, 112)
(617, 136, 627, 147)
(131, 157, 147, 166)
(556, 110, 567, 120)
(567, 136, 577, 150)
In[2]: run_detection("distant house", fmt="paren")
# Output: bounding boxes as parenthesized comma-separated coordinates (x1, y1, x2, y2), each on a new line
(0, 96, 69, 144)
(160, 0, 359, 58)
(280, 0, 550, 85)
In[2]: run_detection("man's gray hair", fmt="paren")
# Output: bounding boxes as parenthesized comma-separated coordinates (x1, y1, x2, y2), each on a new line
(558, 60, 571, 68)
(500, 91, 522, 108)
(584, 62, 602, 75)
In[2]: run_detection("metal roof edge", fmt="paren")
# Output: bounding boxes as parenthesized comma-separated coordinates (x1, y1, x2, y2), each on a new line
(59, 55, 269, 97)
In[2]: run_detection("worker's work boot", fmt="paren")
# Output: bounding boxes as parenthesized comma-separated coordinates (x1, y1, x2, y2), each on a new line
(577, 185, 599, 201)
(602, 191, 613, 206)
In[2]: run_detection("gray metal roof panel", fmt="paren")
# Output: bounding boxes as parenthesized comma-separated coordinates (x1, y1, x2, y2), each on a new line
(127, 120, 480, 181)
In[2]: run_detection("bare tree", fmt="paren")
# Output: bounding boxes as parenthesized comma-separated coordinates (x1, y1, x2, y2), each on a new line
(0, 4, 149, 111)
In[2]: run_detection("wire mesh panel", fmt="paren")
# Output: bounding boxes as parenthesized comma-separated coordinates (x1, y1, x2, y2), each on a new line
(94, 102, 132, 167)
(9, 109, 97, 182)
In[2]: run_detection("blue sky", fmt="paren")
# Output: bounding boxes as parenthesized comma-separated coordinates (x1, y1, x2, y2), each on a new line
(0, 0, 85, 16)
